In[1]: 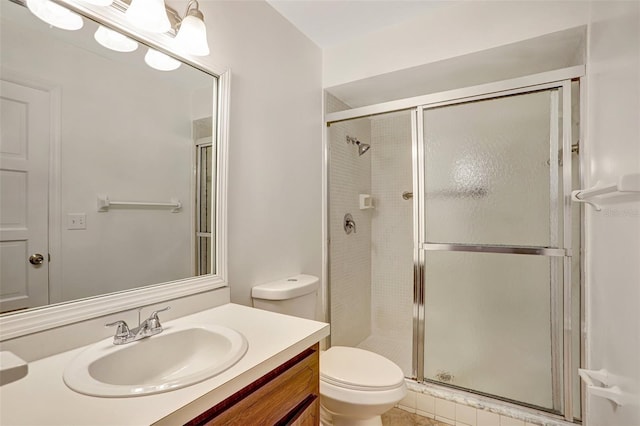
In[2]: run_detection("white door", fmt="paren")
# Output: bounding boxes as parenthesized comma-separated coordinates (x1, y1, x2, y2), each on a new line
(0, 80, 50, 312)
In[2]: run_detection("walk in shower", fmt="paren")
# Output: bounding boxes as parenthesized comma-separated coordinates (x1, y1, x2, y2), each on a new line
(326, 71, 582, 421)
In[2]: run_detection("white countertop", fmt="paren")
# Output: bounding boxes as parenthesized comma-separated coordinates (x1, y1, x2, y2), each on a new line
(0, 303, 329, 426)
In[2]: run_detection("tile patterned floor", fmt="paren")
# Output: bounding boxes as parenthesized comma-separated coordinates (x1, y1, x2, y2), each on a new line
(382, 408, 450, 426)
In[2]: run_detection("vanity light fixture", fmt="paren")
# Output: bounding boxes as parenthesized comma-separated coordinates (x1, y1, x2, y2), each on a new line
(94, 25, 138, 52)
(125, 0, 171, 34)
(26, 0, 84, 31)
(25, 0, 200, 71)
(144, 48, 181, 71)
(174, 0, 210, 57)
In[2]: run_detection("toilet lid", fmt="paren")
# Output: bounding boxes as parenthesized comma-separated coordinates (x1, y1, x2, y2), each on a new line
(320, 346, 405, 391)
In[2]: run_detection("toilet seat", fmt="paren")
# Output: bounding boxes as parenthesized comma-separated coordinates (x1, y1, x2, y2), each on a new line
(320, 378, 407, 407)
(320, 346, 405, 391)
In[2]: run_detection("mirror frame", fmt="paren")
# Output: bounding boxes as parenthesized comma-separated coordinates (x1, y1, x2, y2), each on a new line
(0, 0, 230, 340)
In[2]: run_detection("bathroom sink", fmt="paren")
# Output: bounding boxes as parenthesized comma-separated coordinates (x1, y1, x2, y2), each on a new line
(63, 324, 248, 397)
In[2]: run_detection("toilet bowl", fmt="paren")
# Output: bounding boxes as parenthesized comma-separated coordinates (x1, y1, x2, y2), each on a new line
(251, 275, 407, 426)
(319, 346, 406, 426)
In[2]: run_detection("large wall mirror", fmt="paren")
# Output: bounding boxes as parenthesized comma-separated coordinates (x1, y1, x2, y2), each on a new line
(0, 0, 229, 339)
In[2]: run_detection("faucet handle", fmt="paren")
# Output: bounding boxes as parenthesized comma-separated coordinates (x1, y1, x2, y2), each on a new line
(147, 306, 170, 330)
(105, 320, 131, 339)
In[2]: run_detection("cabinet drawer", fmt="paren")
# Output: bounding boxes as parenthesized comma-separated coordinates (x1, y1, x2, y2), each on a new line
(187, 344, 319, 426)
(286, 396, 318, 426)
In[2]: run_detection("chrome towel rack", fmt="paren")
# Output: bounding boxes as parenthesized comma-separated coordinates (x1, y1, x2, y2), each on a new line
(97, 195, 182, 213)
(578, 368, 636, 407)
(571, 173, 640, 211)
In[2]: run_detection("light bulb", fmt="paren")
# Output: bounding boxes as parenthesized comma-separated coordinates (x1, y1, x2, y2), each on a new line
(125, 0, 171, 34)
(26, 0, 83, 31)
(94, 26, 138, 52)
(144, 48, 181, 71)
(175, 14, 209, 56)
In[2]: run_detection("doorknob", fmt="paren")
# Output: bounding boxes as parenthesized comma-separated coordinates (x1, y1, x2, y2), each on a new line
(29, 253, 45, 265)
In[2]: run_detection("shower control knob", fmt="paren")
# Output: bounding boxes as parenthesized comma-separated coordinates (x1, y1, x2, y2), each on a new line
(344, 213, 357, 234)
(29, 253, 45, 265)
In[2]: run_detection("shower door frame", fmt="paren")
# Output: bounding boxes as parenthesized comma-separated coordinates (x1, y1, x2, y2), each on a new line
(414, 82, 575, 420)
(325, 65, 584, 423)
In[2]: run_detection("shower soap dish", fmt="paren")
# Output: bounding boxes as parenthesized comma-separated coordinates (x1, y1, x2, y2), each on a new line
(359, 194, 374, 209)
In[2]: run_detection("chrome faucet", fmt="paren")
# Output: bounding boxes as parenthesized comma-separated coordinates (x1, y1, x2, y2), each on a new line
(106, 306, 170, 345)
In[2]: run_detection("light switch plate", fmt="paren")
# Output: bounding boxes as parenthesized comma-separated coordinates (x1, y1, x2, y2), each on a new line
(67, 213, 86, 230)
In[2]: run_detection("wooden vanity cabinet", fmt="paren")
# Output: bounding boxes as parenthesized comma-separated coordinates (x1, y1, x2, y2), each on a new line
(186, 344, 320, 426)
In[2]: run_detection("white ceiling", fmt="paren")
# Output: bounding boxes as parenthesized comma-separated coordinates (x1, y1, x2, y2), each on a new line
(326, 26, 586, 107)
(265, 0, 452, 48)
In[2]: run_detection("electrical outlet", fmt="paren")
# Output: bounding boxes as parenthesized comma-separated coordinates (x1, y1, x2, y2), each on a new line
(67, 213, 86, 230)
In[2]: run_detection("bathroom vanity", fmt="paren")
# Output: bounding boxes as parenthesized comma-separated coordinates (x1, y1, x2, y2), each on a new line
(0, 304, 329, 425)
(185, 344, 319, 425)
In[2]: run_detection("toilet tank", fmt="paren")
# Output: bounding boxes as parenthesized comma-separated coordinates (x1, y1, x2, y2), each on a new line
(251, 274, 319, 320)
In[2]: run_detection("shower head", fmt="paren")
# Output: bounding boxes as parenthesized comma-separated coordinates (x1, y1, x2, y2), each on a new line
(346, 135, 371, 156)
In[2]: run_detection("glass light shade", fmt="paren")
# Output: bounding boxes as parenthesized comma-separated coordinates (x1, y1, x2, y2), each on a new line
(81, 0, 113, 5)
(26, 0, 83, 31)
(94, 26, 138, 52)
(175, 15, 210, 56)
(125, 0, 171, 34)
(144, 48, 181, 71)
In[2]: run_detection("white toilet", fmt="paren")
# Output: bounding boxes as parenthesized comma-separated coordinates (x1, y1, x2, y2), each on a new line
(252, 275, 407, 426)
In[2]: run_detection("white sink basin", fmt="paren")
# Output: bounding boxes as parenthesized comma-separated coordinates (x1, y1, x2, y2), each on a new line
(63, 324, 248, 397)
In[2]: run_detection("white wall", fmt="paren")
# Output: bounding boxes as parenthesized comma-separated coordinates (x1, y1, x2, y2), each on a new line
(585, 2, 640, 425)
(169, 1, 323, 307)
(323, 1, 589, 88)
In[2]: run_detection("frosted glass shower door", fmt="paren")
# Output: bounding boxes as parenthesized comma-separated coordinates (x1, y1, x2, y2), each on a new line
(424, 91, 556, 247)
(420, 89, 571, 413)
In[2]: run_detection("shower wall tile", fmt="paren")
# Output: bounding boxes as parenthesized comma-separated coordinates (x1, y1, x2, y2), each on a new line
(369, 111, 414, 375)
(408, 383, 571, 426)
(417, 392, 436, 415)
(477, 410, 500, 426)
(436, 416, 456, 425)
(398, 390, 417, 413)
(436, 398, 456, 420)
(416, 411, 436, 420)
(456, 403, 477, 426)
(499, 416, 525, 426)
(327, 93, 372, 347)
(328, 100, 414, 375)
(400, 394, 545, 426)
